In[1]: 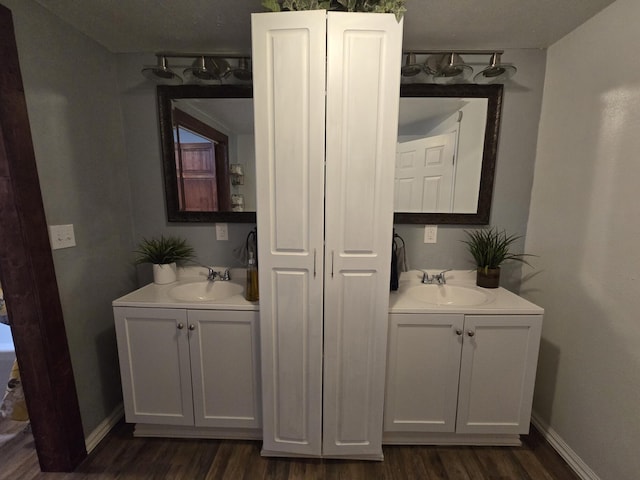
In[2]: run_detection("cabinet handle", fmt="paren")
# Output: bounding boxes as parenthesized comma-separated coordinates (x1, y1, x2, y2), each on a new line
(188, 324, 195, 331)
(177, 323, 184, 330)
(455, 329, 463, 336)
(313, 249, 317, 278)
(467, 330, 475, 337)
(331, 251, 334, 278)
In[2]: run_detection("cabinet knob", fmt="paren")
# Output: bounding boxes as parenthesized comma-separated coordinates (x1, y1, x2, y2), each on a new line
(467, 330, 475, 337)
(177, 323, 184, 330)
(455, 329, 463, 336)
(188, 324, 196, 331)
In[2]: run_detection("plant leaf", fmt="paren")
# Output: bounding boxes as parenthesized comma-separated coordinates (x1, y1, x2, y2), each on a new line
(134, 235, 195, 265)
(262, 0, 282, 11)
(461, 228, 536, 270)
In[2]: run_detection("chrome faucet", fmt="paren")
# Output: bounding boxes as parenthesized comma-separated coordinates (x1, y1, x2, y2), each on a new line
(207, 267, 231, 282)
(432, 269, 451, 285)
(422, 269, 451, 285)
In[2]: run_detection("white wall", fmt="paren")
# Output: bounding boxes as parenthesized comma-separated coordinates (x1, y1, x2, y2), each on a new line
(395, 48, 547, 292)
(2, 0, 137, 435)
(525, 0, 640, 478)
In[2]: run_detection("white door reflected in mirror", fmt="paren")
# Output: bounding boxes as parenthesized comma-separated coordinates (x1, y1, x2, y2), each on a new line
(395, 132, 456, 212)
(396, 96, 488, 214)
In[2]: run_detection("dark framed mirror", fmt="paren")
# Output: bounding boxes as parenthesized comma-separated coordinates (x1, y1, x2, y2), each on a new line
(394, 83, 503, 225)
(158, 84, 256, 222)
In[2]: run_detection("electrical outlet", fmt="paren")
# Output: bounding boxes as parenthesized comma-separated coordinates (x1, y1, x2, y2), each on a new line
(424, 225, 438, 244)
(49, 224, 76, 250)
(215, 223, 229, 241)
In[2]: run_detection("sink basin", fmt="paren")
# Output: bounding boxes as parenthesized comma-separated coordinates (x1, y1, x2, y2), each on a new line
(406, 284, 493, 306)
(169, 281, 244, 302)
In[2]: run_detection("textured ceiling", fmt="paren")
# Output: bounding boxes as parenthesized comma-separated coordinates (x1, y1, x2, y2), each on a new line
(33, 0, 616, 53)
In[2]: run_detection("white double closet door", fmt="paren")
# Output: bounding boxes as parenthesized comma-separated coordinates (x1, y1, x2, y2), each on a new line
(252, 11, 403, 459)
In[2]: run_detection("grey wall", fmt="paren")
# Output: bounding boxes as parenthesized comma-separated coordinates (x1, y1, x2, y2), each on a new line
(119, 49, 546, 291)
(117, 53, 255, 284)
(2, 0, 137, 436)
(525, 0, 640, 478)
(395, 48, 547, 292)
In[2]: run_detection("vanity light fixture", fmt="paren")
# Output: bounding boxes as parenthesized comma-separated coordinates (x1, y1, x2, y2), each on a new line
(142, 53, 251, 85)
(141, 56, 182, 85)
(402, 50, 517, 84)
(231, 58, 253, 81)
(401, 53, 423, 77)
(183, 56, 221, 84)
(473, 52, 517, 83)
(429, 52, 473, 84)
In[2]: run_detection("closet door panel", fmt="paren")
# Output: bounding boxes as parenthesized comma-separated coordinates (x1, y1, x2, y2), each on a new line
(271, 269, 315, 443)
(332, 271, 378, 444)
(252, 10, 326, 457)
(323, 12, 403, 458)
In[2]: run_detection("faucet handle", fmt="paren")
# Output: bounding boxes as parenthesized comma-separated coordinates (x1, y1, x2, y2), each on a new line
(206, 267, 217, 281)
(221, 268, 231, 281)
(434, 269, 452, 284)
(421, 271, 432, 284)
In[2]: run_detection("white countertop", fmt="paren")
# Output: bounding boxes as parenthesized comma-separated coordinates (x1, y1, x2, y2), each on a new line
(112, 267, 258, 311)
(389, 270, 544, 315)
(112, 267, 542, 315)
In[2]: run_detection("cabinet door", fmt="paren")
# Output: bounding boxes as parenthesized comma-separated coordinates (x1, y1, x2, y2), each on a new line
(456, 315, 542, 434)
(385, 314, 464, 433)
(252, 10, 327, 456)
(188, 310, 261, 429)
(114, 307, 193, 426)
(323, 12, 403, 457)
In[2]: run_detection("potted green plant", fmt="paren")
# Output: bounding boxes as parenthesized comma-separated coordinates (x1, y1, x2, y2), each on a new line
(261, 0, 407, 20)
(134, 235, 195, 284)
(462, 228, 534, 288)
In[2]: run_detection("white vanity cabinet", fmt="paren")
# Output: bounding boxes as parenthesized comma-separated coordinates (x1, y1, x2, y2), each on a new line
(114, 306, 261, 436)
(252, 11, 403, 459)
(384, 312, 542, 442)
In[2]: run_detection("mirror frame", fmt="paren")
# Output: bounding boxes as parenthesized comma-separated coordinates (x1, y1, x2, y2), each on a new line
(158, 84, 257, 223)
(394, 83, 503, 225)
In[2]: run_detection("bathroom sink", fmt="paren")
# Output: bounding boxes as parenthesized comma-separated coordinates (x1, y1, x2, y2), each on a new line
(406, 284, 493, 306)
(169, 281, 243, 302)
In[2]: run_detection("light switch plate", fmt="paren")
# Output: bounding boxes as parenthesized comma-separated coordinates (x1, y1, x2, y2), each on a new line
(215, 223, 229, 241)
(424, 225, 438, 244)
(49, 224, 76, 250)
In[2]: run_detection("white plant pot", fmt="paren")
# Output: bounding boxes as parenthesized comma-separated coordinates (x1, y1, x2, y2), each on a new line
(153, 263, 177, 284)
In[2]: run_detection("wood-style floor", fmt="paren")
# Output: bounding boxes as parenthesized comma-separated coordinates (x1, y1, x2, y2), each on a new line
(0, 419, 579, 480)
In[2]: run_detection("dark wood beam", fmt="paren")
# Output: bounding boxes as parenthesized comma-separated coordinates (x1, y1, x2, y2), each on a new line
(0, 4, 86, 471)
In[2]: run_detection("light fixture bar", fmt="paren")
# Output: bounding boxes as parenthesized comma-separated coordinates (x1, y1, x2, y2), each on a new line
(155, 52, 250, 60)
(142, 52, 252, 85)
(403, 49, 504, 56)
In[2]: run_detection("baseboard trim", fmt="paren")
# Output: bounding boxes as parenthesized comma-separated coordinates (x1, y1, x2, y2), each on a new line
(383, 431, 521, 446)
(84, 403, 124, 454)
(531, 412, 601, 480)
(260, 448, 384, 461)
(134, 423, 262, 440)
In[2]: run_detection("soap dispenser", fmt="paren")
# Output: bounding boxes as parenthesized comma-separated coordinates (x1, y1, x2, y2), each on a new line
(245, 251, 259, 302)
(245, 227, 259, 301)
